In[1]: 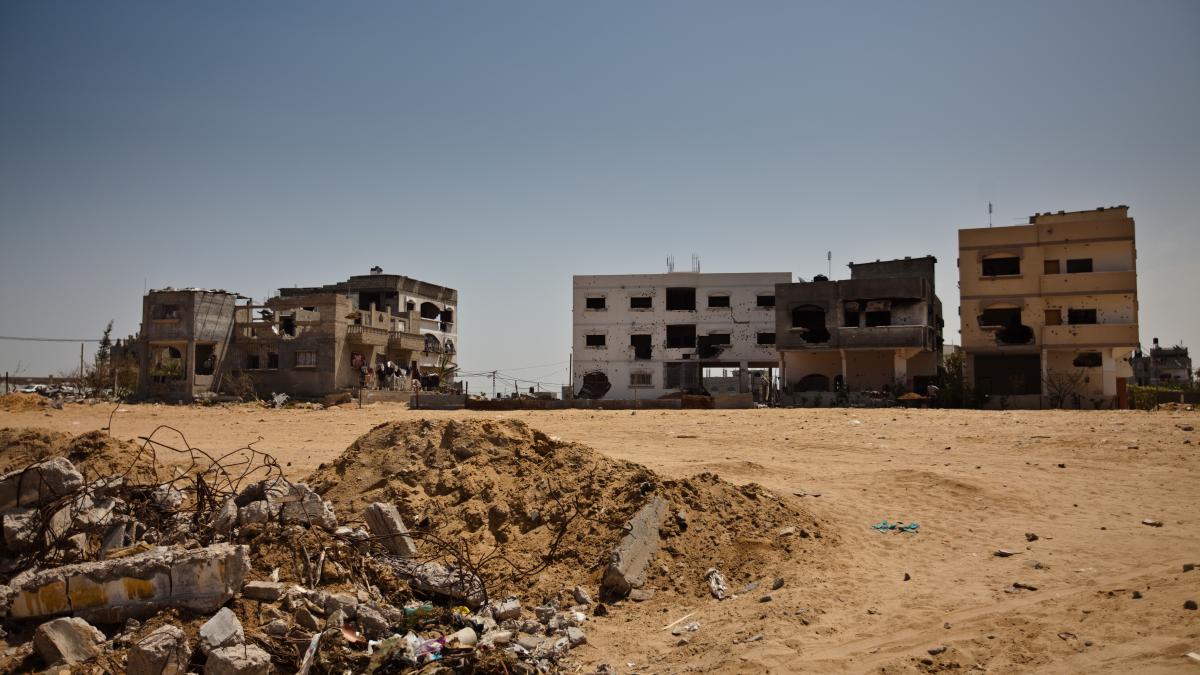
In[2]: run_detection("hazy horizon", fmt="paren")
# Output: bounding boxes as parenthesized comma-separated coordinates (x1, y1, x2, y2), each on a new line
(3, 1, 1198, 393)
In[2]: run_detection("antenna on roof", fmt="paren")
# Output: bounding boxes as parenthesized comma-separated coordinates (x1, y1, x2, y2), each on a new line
(666, 255, 675, 273)
(827, 251, 832, 278)
(988, 202, 993, 228)
(691, 253, 700, 273)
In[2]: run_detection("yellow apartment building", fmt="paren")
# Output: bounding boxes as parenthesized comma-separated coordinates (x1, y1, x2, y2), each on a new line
(958, 206, 1138, 408)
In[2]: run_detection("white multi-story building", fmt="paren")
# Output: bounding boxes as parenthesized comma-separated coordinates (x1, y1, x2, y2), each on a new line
(571, 272, 790, 400)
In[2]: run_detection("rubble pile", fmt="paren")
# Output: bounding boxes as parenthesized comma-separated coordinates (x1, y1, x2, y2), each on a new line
(306, 419, 831, 600)
(0, 420, 830, 673)
(0, 394, 51, 413)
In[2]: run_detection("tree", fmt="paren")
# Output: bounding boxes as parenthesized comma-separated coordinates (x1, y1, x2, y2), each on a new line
(939, 350, 973, 408)
(1043, 369, 1086, 408)
(96, 321, 114, 369)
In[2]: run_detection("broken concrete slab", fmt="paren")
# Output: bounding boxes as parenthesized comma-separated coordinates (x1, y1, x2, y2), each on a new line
(280, 485, 338, 530)
(491, 597, 521, 621)
(394, 559, 486, 607)
(242, 580, 286, 602)
(238, 501, 271, 525)
(2, 507, 38, 551)
(0, 457, 84, 512)
(241, 478, 336, 530)
(47, 494, 121, 541)
(33, 616, 105, 666)
(364, 502, 417, 556)
(128, 624, 189, 675)
(600, 496, 667, 599)
(5, 543, 250, 622)
(200, 607, 244, 655)
(214, 499, 238, 535)
(205, 643, 272, 675)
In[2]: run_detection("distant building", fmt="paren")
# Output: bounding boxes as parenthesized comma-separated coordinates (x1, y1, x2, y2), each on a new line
(571, 271, 789, 400)
(958, 206, 1139, 408)
(1132, 339, 1192, 385)
(135, 269, 457, 400)
(774, 256, 943, 403)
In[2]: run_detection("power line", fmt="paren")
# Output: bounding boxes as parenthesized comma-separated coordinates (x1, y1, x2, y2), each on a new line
(0, 336, 102, 343)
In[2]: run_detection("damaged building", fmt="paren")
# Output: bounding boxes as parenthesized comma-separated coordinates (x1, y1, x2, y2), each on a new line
(571, 271, 790, 401)
(959, 206, 1139, 408)
(1132, 338, 1193, 385)
(136, 268, 458, 400)
(774, 256, 943, 403)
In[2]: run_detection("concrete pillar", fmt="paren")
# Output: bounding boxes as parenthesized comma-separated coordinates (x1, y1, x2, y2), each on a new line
(839, 349, 847, 389)
(1040, 349, 1048, 395)
(738, 361, 749, 393)
(892, 350, 907, 388)
(1102, 349, 1117, 397)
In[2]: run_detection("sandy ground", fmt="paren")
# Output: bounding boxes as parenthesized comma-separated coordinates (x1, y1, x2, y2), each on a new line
(2, 401, 1198, 673)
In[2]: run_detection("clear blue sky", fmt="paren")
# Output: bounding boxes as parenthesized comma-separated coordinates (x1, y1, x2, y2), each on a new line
(2, 1, 1198, 392)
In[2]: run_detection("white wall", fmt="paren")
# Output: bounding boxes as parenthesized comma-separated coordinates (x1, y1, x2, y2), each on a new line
(572, 271, 790, 399)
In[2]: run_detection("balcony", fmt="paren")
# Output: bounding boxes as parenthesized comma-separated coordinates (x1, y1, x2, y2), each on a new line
(1042, 323, 1138, 347)
(1040, 270, 1136, 296)
(388, 330, 426, 352)
(345, 324, 388, 347)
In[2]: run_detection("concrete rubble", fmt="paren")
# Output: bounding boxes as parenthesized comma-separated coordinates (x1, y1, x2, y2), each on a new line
(600, 496, 668, 599)
(33, 616, 105, 666)
(5, 542, 250, 622)
(199, 607, 245, 654)
(0, 420, 782, 674)
(127, 624, 189, 675)
(364, 501, 418, 556)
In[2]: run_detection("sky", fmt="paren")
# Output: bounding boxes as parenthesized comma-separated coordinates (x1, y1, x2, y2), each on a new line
(2, 1, 1198, 394)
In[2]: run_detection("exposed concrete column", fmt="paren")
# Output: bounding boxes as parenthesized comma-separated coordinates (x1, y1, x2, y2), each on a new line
(738, 361, 749, 393)
(839, 349, 847, 388)
(1102, 349, 1117, 396)
(1040, 349, 1048, 395)
(778, 354, 786, 392)
(186, 341, 197, 398)
(892, 349, 907, 388)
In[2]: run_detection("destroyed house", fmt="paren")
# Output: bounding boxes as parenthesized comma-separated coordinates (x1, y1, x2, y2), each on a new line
(572, 271, 789, 401)
(135, 269, 458, 400)
(1132, 338, 1192, 385)
(959, 206, 1138, 408)
(775, 256, 943, 401)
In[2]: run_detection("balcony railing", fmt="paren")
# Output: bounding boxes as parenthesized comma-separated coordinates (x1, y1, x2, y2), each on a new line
(388, 330, 426, 352)
(346, 324, 389, 346)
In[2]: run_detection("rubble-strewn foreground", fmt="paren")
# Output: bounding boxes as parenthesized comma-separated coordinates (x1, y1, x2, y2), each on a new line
(0, 420, 830, 673)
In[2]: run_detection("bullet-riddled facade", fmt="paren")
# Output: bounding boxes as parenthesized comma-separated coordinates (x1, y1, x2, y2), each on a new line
(959, 206, 1139, 408)
(135, 269, 458, 400)
(572, 272, 789, 400)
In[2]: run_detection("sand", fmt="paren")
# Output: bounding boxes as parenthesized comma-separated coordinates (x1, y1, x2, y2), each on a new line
(1, 401, 1197, 673)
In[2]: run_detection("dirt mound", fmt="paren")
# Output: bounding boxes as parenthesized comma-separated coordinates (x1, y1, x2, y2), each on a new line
(0, 427, 158, 484)
(0, 393, 49, 412)
(306, 419, 833, 600)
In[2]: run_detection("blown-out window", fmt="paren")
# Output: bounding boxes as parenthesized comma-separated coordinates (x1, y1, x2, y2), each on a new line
(982, 255, 1021, 277)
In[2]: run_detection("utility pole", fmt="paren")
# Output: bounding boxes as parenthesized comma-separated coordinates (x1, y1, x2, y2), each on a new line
(79, 343, 84, 390)
(491, 371, 497, 399)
